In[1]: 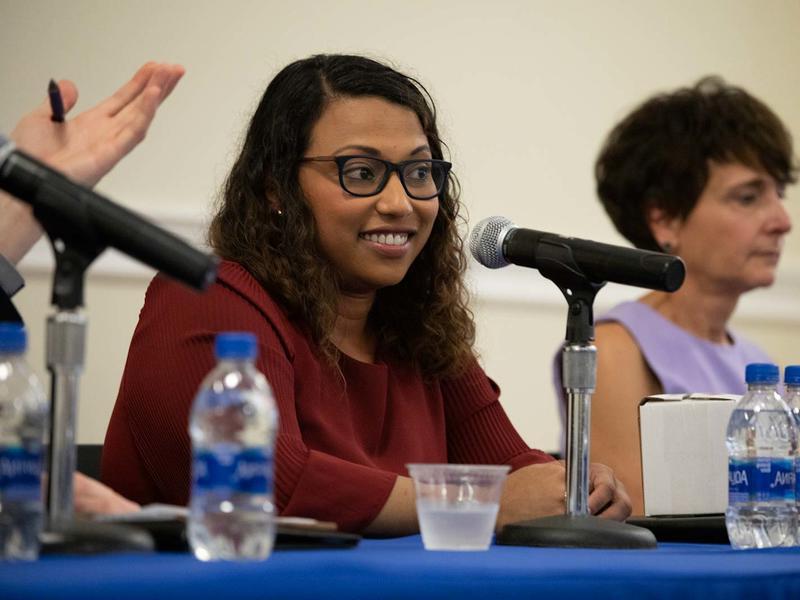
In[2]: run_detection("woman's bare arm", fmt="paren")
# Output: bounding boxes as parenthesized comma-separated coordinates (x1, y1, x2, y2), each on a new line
(590, 322, 661, 515)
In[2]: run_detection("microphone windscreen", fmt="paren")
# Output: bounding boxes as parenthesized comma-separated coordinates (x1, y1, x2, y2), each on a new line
(469, 216, 514, 269)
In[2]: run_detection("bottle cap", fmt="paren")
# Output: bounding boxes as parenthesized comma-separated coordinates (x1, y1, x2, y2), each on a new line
(745, 362, 779, 385)
(214, 332, 258, 360)
(784, 365, 800, 386)
(0, 322, 26, 354)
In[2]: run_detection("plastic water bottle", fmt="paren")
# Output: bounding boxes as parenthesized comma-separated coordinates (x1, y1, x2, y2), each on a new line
(0, 323, 48, 560)
(784, 365, 800, 545)
(726, 363, 797, 549)
(188, 332, 278, 561)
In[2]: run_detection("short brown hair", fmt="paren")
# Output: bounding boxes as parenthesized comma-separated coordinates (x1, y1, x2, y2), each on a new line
(595, 76, 797, 250)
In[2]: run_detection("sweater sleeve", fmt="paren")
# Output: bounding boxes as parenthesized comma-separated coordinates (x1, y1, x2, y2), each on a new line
(102, 271, 396, 532)
(441, 360, 554, 470)
(261, 346, 397, 532)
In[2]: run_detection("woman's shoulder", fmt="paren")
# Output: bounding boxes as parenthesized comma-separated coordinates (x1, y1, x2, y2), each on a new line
(595, 318, 637, 341)
(594, 308, 653, 384)
(597, 300, 658, 328)
(595, 319, 642, 360)
(142, 259, 298, 356)
(596, 301, 647, 342)
(594, 317, 661, 404)
(146, 260, 281, 311)
(216, 260, 288, 316)
(596, 300, 688, 352)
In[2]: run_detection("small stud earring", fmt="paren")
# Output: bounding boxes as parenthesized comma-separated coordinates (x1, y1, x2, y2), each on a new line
(661, 241, 673, 254)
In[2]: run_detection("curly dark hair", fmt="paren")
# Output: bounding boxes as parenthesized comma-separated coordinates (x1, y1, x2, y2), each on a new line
(595, 76, 797, 251)
(209, 54, 475, 377)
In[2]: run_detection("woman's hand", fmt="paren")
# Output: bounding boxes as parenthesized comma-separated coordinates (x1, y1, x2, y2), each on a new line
(496, 461, 567, 529)
(496, 460, 631, 529)
(73, 471, 141, 516)
(587, 462, 632, 520)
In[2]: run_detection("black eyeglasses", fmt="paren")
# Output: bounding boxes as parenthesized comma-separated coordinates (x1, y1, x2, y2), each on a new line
(300, 155, 451, 200)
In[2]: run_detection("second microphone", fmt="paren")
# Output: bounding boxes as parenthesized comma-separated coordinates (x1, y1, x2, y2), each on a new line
(469, 216, 685, 293)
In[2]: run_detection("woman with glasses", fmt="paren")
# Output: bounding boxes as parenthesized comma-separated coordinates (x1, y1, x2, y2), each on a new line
(102, 54, 630, 534)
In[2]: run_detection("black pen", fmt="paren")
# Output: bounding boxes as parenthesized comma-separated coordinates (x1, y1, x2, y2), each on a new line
(48, 79, 64, 122)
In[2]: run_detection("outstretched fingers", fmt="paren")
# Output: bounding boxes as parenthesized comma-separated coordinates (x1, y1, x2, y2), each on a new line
(109, 85, 163, 157)
(152, 63, 185, 103)
(107, 62, 184, 115)
(101, 62, 159, 116)
(95, 64, 184, 174)
(108, 64, 185, 140)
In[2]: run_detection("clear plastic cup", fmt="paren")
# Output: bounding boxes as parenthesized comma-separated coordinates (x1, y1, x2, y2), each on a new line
(407, 463, 510, 551)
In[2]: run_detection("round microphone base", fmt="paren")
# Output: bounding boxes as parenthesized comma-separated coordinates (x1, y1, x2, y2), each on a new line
(496, 514, 657, 549)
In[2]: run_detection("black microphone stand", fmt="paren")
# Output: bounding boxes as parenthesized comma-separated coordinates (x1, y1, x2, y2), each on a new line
(36, 211, 153, 554)
(496, 238, 656, 549)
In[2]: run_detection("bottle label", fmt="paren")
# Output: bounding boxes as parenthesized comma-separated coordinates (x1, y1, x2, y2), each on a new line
(728, 457, 795, 504)
(0, 446, 42, 501)
(192, 446, 272, 495)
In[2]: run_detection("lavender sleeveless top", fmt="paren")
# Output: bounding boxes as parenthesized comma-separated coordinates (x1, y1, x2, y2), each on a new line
(552, 300, 771, 450)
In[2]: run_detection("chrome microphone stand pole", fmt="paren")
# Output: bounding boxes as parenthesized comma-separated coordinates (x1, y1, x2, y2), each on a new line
(44, 241, 95, 528)
(45, 305, 87, 527)
(563, 341, 595, 517)
(37, 231, 153, 553)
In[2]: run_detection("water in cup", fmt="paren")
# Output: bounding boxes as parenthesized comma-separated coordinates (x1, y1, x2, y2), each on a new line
(416, 499, 500, 550)
(407, 463, 509, 551)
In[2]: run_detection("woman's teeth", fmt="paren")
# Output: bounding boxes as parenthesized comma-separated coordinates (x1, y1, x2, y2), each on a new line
(360, 232, 409, 246)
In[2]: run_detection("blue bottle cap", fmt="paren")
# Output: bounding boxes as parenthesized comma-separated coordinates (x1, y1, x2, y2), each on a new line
(0, 322, 26, 353)
(214, 332, 258, 360)
(745, 363, 779, 384)
(785, 365, 800, 386)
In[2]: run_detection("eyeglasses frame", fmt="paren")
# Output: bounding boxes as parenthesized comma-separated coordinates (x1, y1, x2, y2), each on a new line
(300, 155, 452, 200)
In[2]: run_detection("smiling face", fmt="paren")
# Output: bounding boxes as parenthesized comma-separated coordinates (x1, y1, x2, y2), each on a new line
(298, 96, 440, 295)
(659, 161, 792, 294)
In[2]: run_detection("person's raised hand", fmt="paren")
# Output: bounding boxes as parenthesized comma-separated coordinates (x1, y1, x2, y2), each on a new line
(10, 62, 184, 187)
(0, 62, 184, 264)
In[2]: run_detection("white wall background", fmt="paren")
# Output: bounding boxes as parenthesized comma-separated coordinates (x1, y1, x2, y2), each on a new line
(2, 0, 799, 451)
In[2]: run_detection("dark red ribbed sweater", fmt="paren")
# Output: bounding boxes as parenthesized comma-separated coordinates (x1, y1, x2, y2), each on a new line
(101, 261, 552, 531)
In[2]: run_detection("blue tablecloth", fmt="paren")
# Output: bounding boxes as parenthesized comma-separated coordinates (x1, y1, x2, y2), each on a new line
(2, 536, 799, 599)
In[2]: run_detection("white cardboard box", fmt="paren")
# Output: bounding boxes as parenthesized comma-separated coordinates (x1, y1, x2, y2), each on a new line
(639, 393, 740, 516)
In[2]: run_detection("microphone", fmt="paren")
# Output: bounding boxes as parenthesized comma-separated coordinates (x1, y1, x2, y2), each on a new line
(0, 135, 217, 291)
(469, 216, 685, 292)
